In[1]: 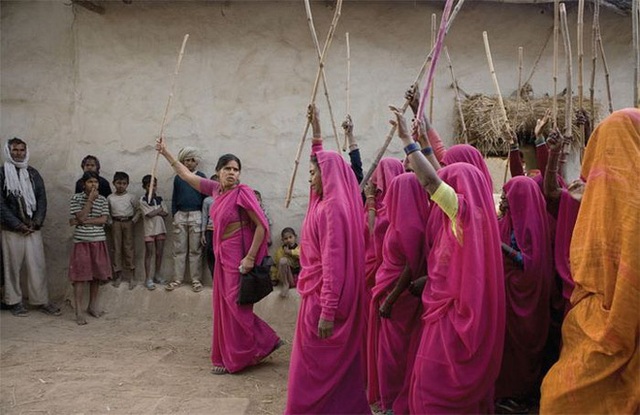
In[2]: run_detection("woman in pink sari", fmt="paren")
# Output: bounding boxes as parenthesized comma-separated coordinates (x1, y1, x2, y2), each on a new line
(390, 108, 505, 413)
(364, 158, 403, 289)
(285, 106, 370, 414)
(367, 172, 429, 413)
(156, 141, 281, 375)
(441, 144, 494, 197)
(495, 176, 553, 412)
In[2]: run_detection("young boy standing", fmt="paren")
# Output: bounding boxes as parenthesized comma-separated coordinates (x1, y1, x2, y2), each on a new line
(107, 171, 139, 289)
(140, 175, 169, 290)
(166, 147, 206, 292)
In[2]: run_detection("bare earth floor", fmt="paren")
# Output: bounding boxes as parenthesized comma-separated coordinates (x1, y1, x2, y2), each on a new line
(0, 285, 299, 415)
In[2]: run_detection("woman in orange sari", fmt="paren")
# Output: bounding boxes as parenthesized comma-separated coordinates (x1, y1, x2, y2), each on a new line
(540, 108, 640, 413)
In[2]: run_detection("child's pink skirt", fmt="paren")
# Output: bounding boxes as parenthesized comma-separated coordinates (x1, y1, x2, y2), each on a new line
(68, 241, 112, 282)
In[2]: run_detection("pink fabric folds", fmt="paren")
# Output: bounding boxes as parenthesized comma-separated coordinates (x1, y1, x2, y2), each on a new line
(410, 163, 505, 414)
(496, 176, 553, 399)
(442, 144, 494, 196)
(367, 173, 429, 413)
(285, 150, 370, 414)
(554, 188, 580, 310)
(199, 179, 279, 374)
(364, 158, 404, 289)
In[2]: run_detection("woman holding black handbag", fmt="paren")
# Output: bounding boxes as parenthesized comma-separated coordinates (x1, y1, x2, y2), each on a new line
(156, 139, 281, 375)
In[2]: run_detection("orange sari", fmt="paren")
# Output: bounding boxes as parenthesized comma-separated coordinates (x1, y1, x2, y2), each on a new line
(540, 108, 640, 413)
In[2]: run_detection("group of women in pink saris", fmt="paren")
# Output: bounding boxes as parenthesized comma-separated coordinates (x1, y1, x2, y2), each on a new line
(155, 97, 638, 414)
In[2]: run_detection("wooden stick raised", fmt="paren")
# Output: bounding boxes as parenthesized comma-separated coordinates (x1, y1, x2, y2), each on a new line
(596, 24, 613, 114)
(429, 13, 437, 122)
(286, 0, 343, 208)
(149, 34, 189, 200)
(444, 46, 467, 143)
(514, 46, 524, 129)
(590, 0, 600, 118)
(304, 0, 341, 151)
(560, 4, 573, 174)
(577, 0, 585, 111)
(552, 0, 559, 128)
(342, 32, 351, 152)
(360, 0, 466, 190)
(523, 26, 553, 87)
(483, 31, 515, 145)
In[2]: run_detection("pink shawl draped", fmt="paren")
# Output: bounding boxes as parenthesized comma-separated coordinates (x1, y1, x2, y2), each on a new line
(554, 189, 580, 310)
(367, 173, 429, 412)
(410, 163, 505, 414)
(496, 176, 553, 399)
(442, 144, 494, 196)
(285, 150, 370, 414)
(364, 158, 404, 289)
(199, 180, 279, 374)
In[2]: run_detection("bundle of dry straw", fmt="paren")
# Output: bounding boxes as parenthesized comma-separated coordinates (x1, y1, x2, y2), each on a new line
(455, 90, 600, 156)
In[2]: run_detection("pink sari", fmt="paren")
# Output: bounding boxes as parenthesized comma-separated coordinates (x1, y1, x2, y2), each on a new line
(442, 144, 494, 196)
(496, 176, 553, 399)
(367, 173, 428, 413)
(410, 163, 505, 414)
(285, 150, 370, 414)
(364, 158, 404, 289)
(554, 189, 580, 311)
(199, 180, 279, 374)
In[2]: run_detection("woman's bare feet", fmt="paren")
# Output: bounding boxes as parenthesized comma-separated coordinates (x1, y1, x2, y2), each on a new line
(87, 308, 105, 318)
(76, 312, 87, 325)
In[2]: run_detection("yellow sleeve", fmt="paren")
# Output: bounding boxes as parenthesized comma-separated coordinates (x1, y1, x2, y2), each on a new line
(430, 181, 461, 240)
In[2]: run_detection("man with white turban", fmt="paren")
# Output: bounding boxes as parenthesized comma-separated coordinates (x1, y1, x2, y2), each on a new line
(1, 137, 60, 316)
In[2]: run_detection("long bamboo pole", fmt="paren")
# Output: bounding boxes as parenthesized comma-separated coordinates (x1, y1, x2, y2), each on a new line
(596, 24, 614, 114)
(523, 26, 553, 87)
(342, 32, 351, 152)
(429, 13, 437, 121)
(360, 0, 466, 189)
(514, 46, 524, 128)
(590, 0, 599, 118)
(286, 0, 343, 208)
(304, 0, 341, 151)
(483, 31, 516, 145)
(560, 3, 573, 175)
(149, 34, 189, 200)
(577, 0, 585, 110)
(552, 0, 559, 128)
(444, 46, 467, 143)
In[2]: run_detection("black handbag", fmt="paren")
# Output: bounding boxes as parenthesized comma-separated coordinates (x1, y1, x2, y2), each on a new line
(236, 202, 273, 305)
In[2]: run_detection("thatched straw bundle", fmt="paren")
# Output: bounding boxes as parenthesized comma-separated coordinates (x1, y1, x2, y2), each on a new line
(455, 93, 600, 156)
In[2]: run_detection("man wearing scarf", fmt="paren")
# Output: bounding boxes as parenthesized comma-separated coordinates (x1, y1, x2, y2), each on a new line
(1, 137, 59, 317)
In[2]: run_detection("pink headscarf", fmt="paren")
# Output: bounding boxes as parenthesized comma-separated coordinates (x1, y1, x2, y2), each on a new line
(496, 175, 553, 399)
(442, 144, 493, 196)
(286, 149, 369, 414)
(410, 163, 505, 414)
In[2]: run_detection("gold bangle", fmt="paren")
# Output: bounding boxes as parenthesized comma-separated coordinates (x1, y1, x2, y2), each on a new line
(170, 159, 178, 167)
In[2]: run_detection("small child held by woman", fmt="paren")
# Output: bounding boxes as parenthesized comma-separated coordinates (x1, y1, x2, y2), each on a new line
(68, 171, 112, 325)
(139, 175, 169, 290)
(271, 227, 301, 298)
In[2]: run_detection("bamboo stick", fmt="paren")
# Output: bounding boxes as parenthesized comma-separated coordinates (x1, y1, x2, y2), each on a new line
(482, 31, 516, 145)
(560, 3, 573, 174)
(304, 0, 341, 151)
(429, 13, 437, 121)
(553, 0, 559, 128)
(590, 0, 599, 118)
(444, 46, 468, 143)
(577, 0, 585, 111)
(360, 0, 466, 189)
(286, 0, 343, 208)
(149, 34, 189, 200)
(523, 26, 553, 87)
(342, 32, 351, 152)
(596, 24, 614, 114)
(514, 46, 524, 129)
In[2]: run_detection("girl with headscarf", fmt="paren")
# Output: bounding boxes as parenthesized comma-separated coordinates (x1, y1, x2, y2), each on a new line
(366, 173, 429, 413)
(285, 105, 369, 414)
(495, 176, 553, 412)
(391, 108, 505, 413)
(155, 140, 281, 375)
(540, 108, 640, 414)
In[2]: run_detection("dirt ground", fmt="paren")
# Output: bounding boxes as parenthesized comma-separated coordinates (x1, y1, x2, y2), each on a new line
(0, 285, 299, 414)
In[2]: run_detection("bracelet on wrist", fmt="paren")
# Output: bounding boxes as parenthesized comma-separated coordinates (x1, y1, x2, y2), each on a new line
(170, 159, 178, 167)
(421, 147, 434, 156)
(403, 142, 420, 156)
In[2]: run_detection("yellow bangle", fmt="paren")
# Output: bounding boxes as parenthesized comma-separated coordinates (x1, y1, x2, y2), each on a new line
(170, 159, 178, 167)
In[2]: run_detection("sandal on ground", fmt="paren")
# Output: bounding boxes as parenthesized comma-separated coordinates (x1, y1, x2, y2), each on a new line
(39, 303, 62, 316)
(11, 303, 29, 317)
(192, 280, 203, 293)
(210, 366, 228, 375)
(145, 279, 156, 291)
(495, 398, 530, 414)
(164, 281, 182, 291)
(153, 276, 166, 285)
